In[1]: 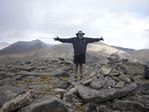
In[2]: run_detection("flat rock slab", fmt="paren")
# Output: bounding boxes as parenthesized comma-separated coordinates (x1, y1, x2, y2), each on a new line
(0, 85, 24, 107)
(0, 91, 33, 112)
(113, 100, 149, 112)
(77, 83, 137, 103)
(20, 95, 68, 112)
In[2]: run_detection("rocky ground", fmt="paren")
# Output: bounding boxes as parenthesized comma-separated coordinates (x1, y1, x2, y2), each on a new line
(0, 53, 149, 112)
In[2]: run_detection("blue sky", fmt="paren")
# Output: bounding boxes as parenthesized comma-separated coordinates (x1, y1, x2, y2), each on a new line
(0, 0, 149, 49)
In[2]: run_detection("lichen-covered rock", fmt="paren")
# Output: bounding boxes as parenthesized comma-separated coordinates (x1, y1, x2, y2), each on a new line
(0, 85, 24, 107)
(100, 65, 112, 75)
(113, 100, 149, 112)
(115, 81, 125, 88)
(0, 91, 33, 112)
(119, 74, 131, 83)
(90, 77, 106, 89)
(77, 83, 137, 103)
(20, 95, 69, 112)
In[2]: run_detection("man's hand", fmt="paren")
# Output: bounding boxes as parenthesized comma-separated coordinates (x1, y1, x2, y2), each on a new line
(100, 36, 104, 41)
(54, 36, 60, 41)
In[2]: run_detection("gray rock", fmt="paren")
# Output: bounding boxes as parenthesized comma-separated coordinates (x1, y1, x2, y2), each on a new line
(20, 66, 36, 72)
(113, 100, 148, 112)
(119, 74, 131, 83)
(109, 69, 119, 76)
(20, 95, 68, 112)
(81, 77, 95, 86)
(84, 102, 97, 112)
(111, 76, 121, 82)
(115, 81, 125, 88)
(0, 72, 13, 80)
(89, 71, 97, 77)
(109, 53, 120, 61)
(77, 83, 137, 103)
(104, 76, 116, 88)
(0, 91, 33, 112)
(0, 85, 24, 107)
(52, 69, 70, 77)
(97, 105, 111, 112)
(132, 95, 149, 107)
(98, 57, 109, 65)
(100, 65, 112, 75)
(0, 78, 16, 86)
(90, 77, 106, 89)
(53, 81, 70, 89)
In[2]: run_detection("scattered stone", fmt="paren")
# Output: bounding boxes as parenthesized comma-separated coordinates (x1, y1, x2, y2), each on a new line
(0, 91, 34, 112)
(65, 86, 78, 96)
(19, 66, 36, 72)
(115, 81, 125, 88)
(84, 102, 97, 112)
(104, 76, 116, 88)
(81, 77, 95, 86)
(0, 78, 16, 86)
(113, 100, 148, 112)
(97, 105, 110, 112)
(20, 95, 69, 112)
(89, 71, 97, 77)
(58, 57, 65, 61)
(111, 76, 121, 82)
(90, 77, 106, 89)
(109, 69, 119, 76)
(0, 54, 147, 112)
(119, 74, 131, 83)
(53, 69, 70, 77)
(25, 60, 32, 64)
(54, 81, 70, 89)
(109, 53, 120, 61)
(100, 65, 112, 75)
(0, 85, 24, 107)
(0, 72, 13, 80)
(77, 83, 137, 103)
(98, 57, 109, 65)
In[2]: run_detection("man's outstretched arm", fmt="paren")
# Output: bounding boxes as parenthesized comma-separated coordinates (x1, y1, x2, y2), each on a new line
(86, 36, 104, 43)
(54, 36, 73, 43)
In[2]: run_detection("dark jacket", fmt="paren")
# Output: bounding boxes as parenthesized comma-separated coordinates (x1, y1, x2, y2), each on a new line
(57, 37, 101, 55)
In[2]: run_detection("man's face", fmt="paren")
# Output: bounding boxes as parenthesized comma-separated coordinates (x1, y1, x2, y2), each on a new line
(77, 33, 84, 38)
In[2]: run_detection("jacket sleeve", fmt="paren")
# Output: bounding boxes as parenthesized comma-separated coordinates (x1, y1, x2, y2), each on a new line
(57, 38, 74, 43)
(86, 37, 101, 43)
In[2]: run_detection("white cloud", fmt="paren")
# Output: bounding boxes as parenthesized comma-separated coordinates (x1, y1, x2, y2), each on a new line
(0, 0, 149, 49)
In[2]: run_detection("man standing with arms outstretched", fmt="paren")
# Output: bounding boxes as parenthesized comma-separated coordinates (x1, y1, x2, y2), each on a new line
(54, 31, 104, 76)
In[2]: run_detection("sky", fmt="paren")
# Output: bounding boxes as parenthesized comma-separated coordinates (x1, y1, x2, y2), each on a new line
(0, 0, 149, 49)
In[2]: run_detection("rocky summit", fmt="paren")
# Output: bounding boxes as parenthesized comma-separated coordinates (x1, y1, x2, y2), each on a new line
(0, 53, 149, 112)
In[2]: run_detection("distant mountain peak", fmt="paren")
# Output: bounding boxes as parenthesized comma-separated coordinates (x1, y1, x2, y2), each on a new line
(32, 39, 42, 43)
(0, 39, 51, 54)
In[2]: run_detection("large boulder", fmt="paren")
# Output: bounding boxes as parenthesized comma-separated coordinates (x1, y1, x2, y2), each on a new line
(0, 72, 13, 80)
(0, 85, 24, 107)
(0, 91, 33, 112)
(113, 100, 149, 112)
(89, 76, 106, 89)
(77, 83, 137, 103)
(100, 65, 112, 75)
(20, 95, 69, 112)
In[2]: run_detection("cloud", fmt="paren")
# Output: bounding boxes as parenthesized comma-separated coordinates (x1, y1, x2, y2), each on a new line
(0, 0, 149, 49)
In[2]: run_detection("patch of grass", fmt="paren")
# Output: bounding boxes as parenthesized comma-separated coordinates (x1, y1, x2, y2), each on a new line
(59, 76, 69, 81)
(75, 104, 84, 112)
(143, 79, 149, 83)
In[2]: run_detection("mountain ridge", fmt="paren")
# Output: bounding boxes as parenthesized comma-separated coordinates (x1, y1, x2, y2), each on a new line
(0, 42, 10, 50)
(0, 39, 51, 54)
(0, 39, 148, 63)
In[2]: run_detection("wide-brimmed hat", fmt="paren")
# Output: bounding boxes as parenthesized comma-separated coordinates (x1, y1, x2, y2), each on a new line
(76, 30, 85, 35)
